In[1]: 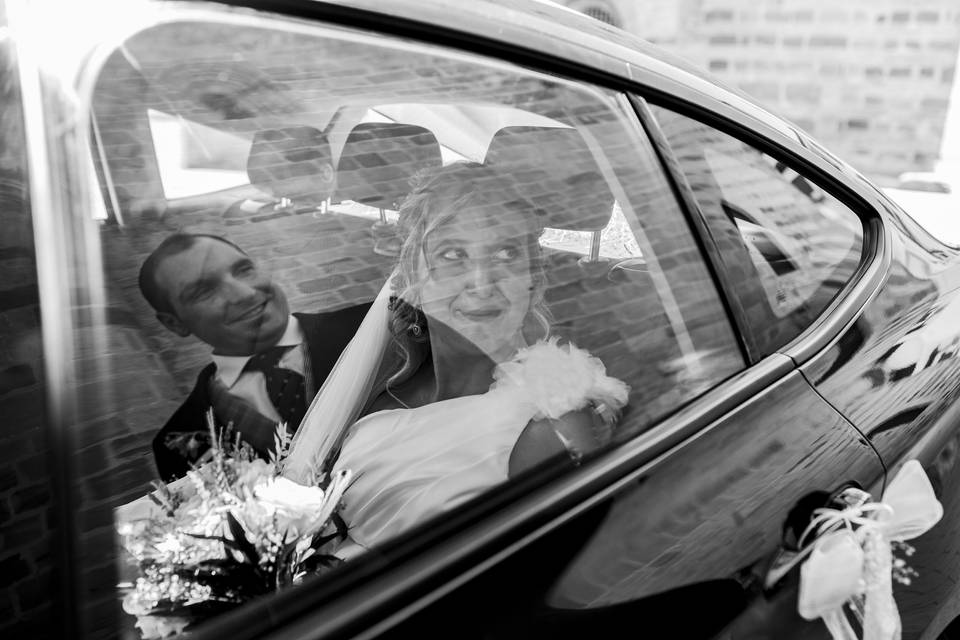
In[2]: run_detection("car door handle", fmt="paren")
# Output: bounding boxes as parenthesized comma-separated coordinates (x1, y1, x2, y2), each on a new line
(764, 483, 870, 591)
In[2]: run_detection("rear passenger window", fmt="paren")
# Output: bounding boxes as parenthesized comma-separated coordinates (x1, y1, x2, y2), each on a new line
(650, 106, 865, 357)
(34, 9, 745, 638)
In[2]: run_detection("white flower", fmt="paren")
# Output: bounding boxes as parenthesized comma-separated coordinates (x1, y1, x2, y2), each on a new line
(491, 337, 629, 420)
(133, 614, 190, 639)
(154, 533, 183, 556)
(236, 458, 273, 489)
(254, 477, 328, 512)
(251, 477, 336, 536)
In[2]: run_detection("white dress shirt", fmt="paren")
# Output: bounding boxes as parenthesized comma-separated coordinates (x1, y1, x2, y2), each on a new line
(211, 316, 306, 423)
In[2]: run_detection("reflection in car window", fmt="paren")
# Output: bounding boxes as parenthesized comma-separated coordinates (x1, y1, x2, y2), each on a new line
(0, 30, 58, 640)
(650, 106, 865, 358)
(48, 10, 747, 637)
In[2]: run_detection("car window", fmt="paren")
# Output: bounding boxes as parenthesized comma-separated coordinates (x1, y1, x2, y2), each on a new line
(35, 8, 745, 638)
(649, 105, 865, 358)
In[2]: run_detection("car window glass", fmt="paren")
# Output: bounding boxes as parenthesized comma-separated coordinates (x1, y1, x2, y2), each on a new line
(40, 9, 745, 637)
(650, 105, 865, 357)
(0, 30, 58, 640)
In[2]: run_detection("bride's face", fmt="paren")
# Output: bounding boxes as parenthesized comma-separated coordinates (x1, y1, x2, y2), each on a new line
(418, 202, 535, 362)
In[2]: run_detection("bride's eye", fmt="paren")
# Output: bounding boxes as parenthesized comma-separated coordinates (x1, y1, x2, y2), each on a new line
(493, 246, 520, 262)
(440, 247, 467, 262)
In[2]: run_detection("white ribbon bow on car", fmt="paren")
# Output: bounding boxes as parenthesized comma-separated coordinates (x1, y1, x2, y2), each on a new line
(796, 460, 943, 640)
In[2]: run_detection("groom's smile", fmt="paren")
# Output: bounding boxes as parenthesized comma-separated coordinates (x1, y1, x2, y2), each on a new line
(154, 236, 290, 356)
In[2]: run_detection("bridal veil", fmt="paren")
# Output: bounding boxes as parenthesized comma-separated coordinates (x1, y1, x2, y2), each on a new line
(281, 277, 394, 483)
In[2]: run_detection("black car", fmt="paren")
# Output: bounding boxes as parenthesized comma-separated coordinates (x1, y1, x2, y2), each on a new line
(3, 1, 960, 639)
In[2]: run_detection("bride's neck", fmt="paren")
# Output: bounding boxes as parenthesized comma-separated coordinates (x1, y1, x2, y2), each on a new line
(383, 323, 525, 408)
(431, 347, 496, 401)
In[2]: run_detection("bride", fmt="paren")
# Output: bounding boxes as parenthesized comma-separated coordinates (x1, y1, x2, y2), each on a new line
(283, 162, 629, 550)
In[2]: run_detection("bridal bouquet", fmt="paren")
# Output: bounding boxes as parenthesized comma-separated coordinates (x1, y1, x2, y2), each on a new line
(117, 411, 351, 639)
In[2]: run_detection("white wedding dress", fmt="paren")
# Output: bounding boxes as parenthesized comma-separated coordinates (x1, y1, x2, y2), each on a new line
(331, 386, 537, 548)
(282, 281, 629, 552)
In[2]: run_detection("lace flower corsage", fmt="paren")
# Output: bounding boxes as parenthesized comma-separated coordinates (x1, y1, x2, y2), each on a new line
(491, 337, 630, 421)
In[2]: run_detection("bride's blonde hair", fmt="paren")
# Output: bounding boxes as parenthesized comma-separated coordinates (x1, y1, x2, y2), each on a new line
(387, 161, 552, 388)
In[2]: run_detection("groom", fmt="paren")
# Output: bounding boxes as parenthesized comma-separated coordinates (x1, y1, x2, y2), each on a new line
(139, 233, 370, 481)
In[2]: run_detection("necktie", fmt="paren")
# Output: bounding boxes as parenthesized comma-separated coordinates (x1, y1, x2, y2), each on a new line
(242, 345, 308, 431)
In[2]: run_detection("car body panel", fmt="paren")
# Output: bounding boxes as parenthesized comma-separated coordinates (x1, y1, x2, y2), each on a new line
(798, 225, 960, 638)
(545, 371, 881, 609)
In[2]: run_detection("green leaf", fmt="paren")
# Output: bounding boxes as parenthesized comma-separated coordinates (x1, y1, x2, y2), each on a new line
(184, 531, 244, 555)
(225, 512, 260, 566)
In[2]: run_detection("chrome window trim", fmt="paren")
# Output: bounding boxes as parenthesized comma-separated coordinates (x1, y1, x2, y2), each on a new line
(8, 0, 84, 635)
(8, 0, 73, 427)
(780, 213, 889, 364)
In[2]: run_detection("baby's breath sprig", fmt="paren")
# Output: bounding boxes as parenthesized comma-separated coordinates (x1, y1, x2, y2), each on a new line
(891, 540, 919, 586)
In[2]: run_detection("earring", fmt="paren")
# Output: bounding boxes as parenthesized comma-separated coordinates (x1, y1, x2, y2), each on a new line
(408, 323, 423, 338)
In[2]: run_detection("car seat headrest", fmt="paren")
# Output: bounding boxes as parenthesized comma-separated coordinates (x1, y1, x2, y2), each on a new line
(246, 126, 335, 204)
(483, 126, 615, 232)
(335, 122, 443, 210)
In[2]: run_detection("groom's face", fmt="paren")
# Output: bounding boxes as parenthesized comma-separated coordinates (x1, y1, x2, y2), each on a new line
(154, 238, 289, 356)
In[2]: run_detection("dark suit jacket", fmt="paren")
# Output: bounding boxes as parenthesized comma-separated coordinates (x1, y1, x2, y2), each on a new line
(152, 304, 370, 481)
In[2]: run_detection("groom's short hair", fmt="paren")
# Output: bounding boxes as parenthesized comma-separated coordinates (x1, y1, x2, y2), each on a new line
(138, 233, 247, 315)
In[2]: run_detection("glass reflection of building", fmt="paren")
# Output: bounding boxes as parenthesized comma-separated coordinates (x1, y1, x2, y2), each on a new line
(558, 0, 960, 184)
